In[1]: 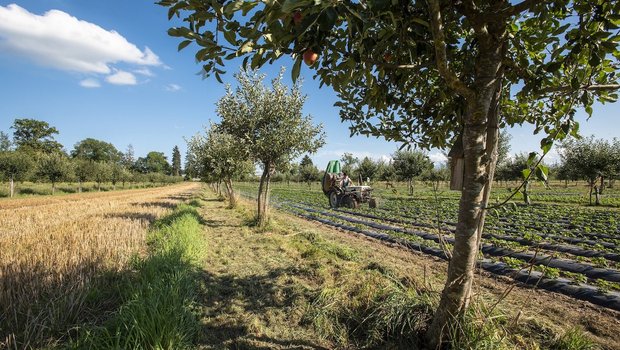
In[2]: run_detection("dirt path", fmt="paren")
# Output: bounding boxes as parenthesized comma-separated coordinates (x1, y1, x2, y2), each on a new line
(196, 193, 620, 349)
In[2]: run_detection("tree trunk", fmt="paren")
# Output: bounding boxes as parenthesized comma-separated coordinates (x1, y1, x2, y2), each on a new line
(428, 121, 489, 345)
(427, 57, 503, 348)
(257, 163, 274, 227)
(408, 178, 413, 196)
(589, 182, 593, 205)
(594, 186, 601, 206)
(599, 176, 604, 195)
(52, 182, 56, 195)
(78, 180, 82, 193)
(98, 182, 101, 191)
(9, 175, 14, 198)
(225, 178, 237, 208)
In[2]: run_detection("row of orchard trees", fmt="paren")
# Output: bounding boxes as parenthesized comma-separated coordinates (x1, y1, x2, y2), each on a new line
(186, 69, 325, 226)
(494, 134, 620, 205)
(274, 151, 449, 195)
(0, 118, 184, 197)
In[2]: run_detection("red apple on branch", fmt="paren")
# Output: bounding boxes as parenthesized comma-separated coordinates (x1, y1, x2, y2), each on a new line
(303, 49, 318, 66)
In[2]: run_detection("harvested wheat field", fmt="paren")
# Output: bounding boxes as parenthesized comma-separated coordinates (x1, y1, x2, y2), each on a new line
(0, 182, 201, 348)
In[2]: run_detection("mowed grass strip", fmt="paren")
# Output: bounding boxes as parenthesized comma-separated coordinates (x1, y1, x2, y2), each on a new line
(72, 201, 207, 349)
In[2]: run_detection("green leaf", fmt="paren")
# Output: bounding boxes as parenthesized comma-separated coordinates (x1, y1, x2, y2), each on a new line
(527, 152, 537, 166)
(223, 30, 237, 46)
(522, 168, 531, 179)
(292, 57, 302, 82)
(535, 165, 548, 182)
(177, 40, 192, 51)
(281, 0, 312, 13)
(540, 137, 553, 154)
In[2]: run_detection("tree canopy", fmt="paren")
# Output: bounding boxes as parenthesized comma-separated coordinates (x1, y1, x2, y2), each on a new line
(71, 138, 122, 162)
(11, 118, 63, 154)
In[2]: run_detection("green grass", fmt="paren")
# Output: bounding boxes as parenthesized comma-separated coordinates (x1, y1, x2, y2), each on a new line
(71, 203, 206, 349)
(551, 326, 600, 350)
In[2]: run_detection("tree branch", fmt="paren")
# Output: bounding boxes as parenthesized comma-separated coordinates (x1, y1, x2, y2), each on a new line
(537, 84, 620, 95)
(500, 0, 543, 18)
(427, 0, 475, 99)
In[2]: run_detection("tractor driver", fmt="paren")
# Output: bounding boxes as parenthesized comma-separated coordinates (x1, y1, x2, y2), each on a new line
(340, 172, 351, 188)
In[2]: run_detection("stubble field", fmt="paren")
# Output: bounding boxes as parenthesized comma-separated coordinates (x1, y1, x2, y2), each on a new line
(0, 182, 201, 348)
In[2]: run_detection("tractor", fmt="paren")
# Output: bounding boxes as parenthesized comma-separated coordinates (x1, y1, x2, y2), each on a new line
(321, 160, 377, 209)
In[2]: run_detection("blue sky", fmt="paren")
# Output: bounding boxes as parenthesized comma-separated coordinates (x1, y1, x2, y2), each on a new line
(0, 1, 618, 168)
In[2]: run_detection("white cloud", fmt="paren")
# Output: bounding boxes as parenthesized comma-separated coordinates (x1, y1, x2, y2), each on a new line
(429, 152, 448, 165)
(134, 67, 154, 77)
(105, 70, 136, 85)
(165, 83, 181, 92)
(79, 78, 100, 88)
(0, 4, 161, 79)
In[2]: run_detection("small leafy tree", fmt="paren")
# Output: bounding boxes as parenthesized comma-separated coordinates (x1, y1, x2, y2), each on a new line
(189, 125, 252, 207)
(110, 163, 125, 190)
(340, 152, 359, 176)
(356, 156, 379, 183)
(560, 136, 619, 205)
(216, 69, 325, 226)
(72, 158, 96, 193)
(0, 151, 32, 197)
(93, 162, 112, 191)
(392, 150, 433, 195)
(171, 145, 182, 176)
(36, 153, 70, 194)
(122, 144, 135, 169)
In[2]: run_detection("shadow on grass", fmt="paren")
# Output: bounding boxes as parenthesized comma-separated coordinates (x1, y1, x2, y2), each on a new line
(104, 212, 158, 224)
(197, 266, 328, 349)
(132, 201, 177, 210)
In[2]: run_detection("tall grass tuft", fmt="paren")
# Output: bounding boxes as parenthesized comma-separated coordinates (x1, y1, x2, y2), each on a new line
(306, 271, 435, 348)
(73, 204, 206, 349)
(551, 326, 600, 350)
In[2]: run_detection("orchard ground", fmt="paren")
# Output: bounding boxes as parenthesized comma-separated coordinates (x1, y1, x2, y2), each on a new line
(2, 182, 619, 348)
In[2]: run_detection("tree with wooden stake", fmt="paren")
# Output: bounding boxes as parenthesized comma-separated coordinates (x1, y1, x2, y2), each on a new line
(216, 69, 325, 226)
(160, 0, 620, 345)
(0, 151, 32, 197)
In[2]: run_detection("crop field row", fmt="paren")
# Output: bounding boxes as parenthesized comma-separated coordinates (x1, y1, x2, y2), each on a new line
(236, 183, 620, 311)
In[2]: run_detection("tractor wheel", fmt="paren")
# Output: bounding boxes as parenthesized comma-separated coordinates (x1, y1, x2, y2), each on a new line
(343, 196, 359, 209)
(328, 191, 339, 208)
(369, 198, 377, 209)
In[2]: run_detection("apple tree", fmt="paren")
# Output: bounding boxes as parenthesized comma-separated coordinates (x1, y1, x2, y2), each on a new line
(0, 151, 33, 197)
(216, 69, 325, 226)
(36, 153, 71, 194)
(160, 0, 620, 344)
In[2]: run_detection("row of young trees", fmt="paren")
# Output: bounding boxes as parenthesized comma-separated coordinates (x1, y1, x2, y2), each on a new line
(0, 119, 184, 197)
(494, 135, 620, 205)
(186, 69, 325, 226)
(282, 151, 450, 194)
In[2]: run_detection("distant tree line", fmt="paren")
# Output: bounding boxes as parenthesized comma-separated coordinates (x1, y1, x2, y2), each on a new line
(494, 133, 620, 205)
(0, 118, 183, 197)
